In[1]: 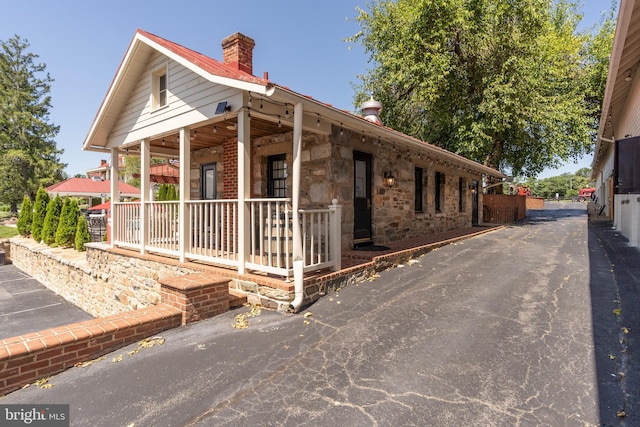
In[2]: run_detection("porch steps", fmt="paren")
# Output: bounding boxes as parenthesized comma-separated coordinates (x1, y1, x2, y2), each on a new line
(229, 289, 248, 309)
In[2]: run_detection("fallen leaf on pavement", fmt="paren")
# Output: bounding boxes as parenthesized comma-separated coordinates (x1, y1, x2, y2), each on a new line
(74, 356, 106, 368)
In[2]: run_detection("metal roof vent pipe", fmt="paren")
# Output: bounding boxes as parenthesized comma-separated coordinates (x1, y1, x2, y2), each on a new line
(361, 97, 383, 125)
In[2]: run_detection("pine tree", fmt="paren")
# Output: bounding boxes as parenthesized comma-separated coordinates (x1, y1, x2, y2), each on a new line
(75, 214, 91, 251)
(0, 35, 66, 212)
(166, 185, 177, 201)
(42, 194, 63, 245)
(157, 184, 168, 201)
(32, 187, 49, 242)
(55, 197, 78, 248)
(16, 196, 33, 236)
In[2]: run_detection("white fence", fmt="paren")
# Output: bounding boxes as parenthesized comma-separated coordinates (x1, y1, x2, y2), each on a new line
(112, 199, 341, 278)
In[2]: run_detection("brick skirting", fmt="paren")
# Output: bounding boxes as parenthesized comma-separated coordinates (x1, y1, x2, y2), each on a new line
(159, 273, 231, 325)
(0, 305, 181, 396)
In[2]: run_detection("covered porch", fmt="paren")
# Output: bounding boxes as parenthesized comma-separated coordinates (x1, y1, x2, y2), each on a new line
(106, 101, 342, 309)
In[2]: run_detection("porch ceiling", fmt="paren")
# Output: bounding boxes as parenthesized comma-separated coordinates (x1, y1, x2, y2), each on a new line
(146, 116, 293, 154)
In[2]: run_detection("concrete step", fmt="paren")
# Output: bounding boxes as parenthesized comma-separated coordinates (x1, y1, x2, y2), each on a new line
(229, 289, 247, 309)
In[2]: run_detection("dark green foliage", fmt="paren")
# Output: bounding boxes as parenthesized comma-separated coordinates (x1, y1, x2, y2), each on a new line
(0, 35, 66, 212)
(16, 196, 32, 236)
(157, 184, 168, 201)
(349, 0, 617, 178)
(55, 197, 79, 248)
(166, 185, 177, 201)
(31, 187, 49, 242)
(157, 184, 178, 201)
(42, 194, 63, 245)
(75, 215, 90, 251)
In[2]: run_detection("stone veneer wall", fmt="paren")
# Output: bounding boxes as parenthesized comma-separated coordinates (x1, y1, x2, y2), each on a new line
(252, 125, 482, 248)
(9, 238, 199, 318)
(185, 124, 482, 250)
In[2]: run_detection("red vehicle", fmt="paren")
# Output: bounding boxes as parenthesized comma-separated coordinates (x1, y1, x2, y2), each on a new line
(578, 187, 595, 202)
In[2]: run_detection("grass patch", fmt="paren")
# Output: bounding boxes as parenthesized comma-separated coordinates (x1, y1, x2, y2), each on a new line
(0, 226, 19, 239)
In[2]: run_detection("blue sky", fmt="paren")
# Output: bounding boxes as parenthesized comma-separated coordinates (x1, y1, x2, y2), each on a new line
(1, 0, 616, 179)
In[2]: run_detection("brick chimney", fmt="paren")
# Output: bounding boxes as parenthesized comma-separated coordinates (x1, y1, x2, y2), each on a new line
(222, 33, 255, 75)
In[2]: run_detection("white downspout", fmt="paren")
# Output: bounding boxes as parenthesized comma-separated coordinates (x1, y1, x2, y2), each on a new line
(290, 102, 305, 311)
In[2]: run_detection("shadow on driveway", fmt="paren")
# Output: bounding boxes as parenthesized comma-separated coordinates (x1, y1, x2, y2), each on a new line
(588, 221, 640, 425)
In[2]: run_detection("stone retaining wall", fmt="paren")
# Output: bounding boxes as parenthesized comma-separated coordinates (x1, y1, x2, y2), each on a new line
(9, 238, 200, 318)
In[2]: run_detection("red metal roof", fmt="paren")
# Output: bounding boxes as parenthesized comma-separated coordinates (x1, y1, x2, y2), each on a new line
(46, 178, 140, 197)
(137, 29, 268, 85)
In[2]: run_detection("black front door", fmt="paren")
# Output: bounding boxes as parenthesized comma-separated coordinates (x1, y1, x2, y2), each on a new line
(353, 151, 372, 243)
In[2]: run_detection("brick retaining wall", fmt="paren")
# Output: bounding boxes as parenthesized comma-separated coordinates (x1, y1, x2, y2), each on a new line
(0, 305, 181, 396)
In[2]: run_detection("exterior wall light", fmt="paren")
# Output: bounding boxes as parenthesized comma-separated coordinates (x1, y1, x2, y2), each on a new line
(384, 172, 395, 187)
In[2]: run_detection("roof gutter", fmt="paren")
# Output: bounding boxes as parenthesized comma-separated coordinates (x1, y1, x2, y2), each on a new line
(592, 0, 633, 172)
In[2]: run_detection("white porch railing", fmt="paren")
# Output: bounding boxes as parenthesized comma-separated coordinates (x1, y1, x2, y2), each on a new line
(185, 200, 238, 267)
(147, 201, 179, 254)
(112, 202, 142, 250)
(112, 199, 341, 277)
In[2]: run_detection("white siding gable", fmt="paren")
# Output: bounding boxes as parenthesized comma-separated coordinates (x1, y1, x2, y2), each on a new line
(107, 50, 242, 148)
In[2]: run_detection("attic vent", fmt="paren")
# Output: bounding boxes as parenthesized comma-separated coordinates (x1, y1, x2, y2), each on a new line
(361, 97, 383, 125)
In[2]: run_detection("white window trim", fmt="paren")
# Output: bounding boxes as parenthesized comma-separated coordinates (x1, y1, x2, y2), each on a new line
(151, 62, 169, 112)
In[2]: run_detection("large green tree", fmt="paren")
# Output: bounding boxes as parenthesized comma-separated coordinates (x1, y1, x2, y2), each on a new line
(350, 0, 615, 178)
(0, 35, 66, 211)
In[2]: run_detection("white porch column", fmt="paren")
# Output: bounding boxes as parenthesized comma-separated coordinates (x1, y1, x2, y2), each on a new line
(110, 148, 120, 248)
(140, 139, 150, 254)
(237, 106, 250, 274)
(290, 102, 305, 310)
(179, 127, 191, 263)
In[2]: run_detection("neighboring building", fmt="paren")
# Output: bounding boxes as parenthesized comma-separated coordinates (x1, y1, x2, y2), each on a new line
(85, 159, 112, 181)
(46, 177, 140, 201)
(82, 30, 504, 307)
(591, 0, 640, 246)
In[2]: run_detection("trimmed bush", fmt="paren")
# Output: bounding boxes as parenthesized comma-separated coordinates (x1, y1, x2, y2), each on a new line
(157, 184, 178, 201)
(157, 184, 168, 201)
(16, 196, 33, 237)
(55, 197, 79, 248)
(75, 215, 91, 251)
(42, 195, 63, 245)
(32, 188, 50, 242)
(166, 185, 177, 201)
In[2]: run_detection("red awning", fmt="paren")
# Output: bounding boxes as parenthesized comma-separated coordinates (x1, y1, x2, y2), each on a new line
(88, 201, 111, 211)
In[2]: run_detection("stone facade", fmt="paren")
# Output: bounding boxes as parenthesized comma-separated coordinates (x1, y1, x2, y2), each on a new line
(186, 123, 484, 251)
(251, 125, 483, 248)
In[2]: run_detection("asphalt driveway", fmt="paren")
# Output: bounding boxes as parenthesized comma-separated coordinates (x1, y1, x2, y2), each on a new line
(3, 202, 638, 426)
(0, 264, 93, 339)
